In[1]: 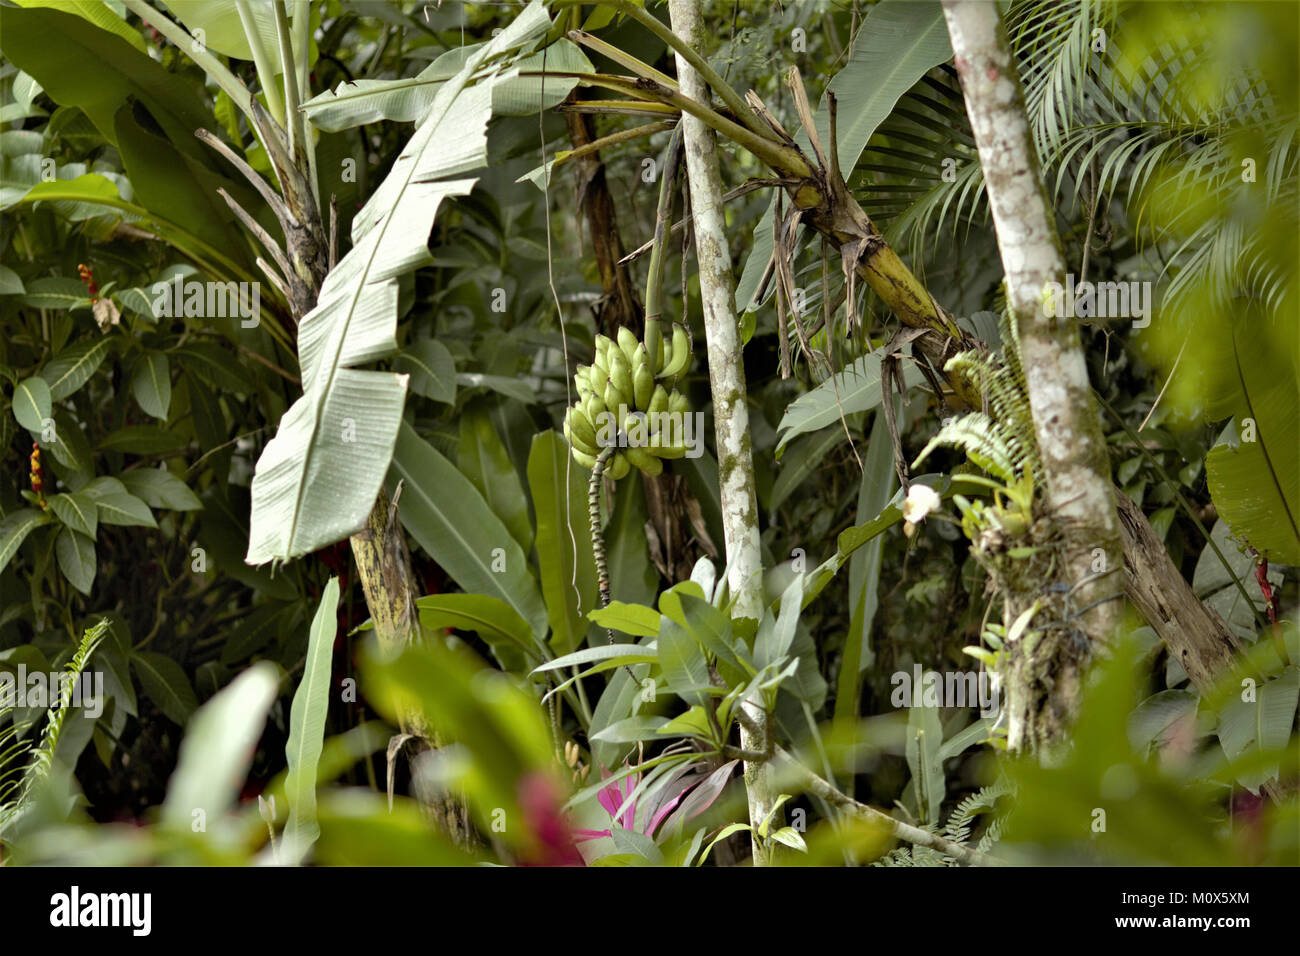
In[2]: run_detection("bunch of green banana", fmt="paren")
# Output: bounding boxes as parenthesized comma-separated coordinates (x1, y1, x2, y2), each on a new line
(563, 322, 694, 479)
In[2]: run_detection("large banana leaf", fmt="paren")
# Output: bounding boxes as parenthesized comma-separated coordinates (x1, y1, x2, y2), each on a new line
(302, 39, 591, 132)
(0, 5, 218, 164)
(388, 422, 548, 639)
(245, 2, 553, 565)
(1204, 323, 1300, 565)
(734, 0, 952, 312)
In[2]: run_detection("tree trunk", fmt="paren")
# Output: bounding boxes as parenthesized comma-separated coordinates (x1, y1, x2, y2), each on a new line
(668, 0, 778, 865)
(941, 0, 1123, 752)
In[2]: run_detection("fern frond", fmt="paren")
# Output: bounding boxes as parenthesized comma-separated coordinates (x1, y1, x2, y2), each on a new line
(0, 619, 108, 835)
(912, 412, 1022, 484)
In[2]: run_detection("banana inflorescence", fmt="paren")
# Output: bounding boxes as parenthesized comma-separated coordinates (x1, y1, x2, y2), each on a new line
(563, 321, 693, 479)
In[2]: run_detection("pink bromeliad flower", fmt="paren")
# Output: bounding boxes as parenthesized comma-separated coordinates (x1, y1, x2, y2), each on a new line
(574, 759, 738, 843)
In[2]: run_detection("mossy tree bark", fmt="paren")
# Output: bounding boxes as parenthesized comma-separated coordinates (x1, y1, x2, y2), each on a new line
(668, 0, 779, 865)
(941, 0, 1123, 751)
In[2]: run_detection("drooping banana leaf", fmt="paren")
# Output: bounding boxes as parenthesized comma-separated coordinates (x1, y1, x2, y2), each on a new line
(245, 2, 553, 565)
(734, 0, 953, 312)
(302, 38, 591, 133)
(1204, 322, 1300, 565)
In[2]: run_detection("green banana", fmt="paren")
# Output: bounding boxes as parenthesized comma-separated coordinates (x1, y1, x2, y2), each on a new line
(587, 360, 609, 395)
(624, 444, 663, 477)
(575, 365, 594, 400)
(617, 327, 640, 370)
(659, 323, 691, 382)
(607, 350, 633, 407)
(647, 384, 669, 422)
(572, 447, 598, 469)
(569, 405, 599, 451)
(632, 345, 654, 409)
(607, 452, 630, 481)
(648, 432, 687, 458)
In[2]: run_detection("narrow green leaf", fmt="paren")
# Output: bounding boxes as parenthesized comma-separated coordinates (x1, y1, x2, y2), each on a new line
(389, 422, 548, 637)
(527, 430, 597, 653)
(284, 577, 340, 859)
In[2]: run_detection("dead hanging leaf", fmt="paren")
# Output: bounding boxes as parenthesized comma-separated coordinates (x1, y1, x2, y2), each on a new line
(93, 297, 121, 332)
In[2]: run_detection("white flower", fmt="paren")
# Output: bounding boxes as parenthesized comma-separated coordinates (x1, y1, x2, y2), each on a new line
(902, 484, 942, 537)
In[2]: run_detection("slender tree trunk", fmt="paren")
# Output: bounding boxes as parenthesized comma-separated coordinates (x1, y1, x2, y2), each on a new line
(668, 0, 778, 865)
(941, 0, 1123, 751)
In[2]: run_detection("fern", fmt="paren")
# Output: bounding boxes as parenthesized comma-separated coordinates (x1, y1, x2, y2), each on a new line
(914, 310, 1040, 483)
(873, 780, 1012, 866)
(0, 619, 108, 837)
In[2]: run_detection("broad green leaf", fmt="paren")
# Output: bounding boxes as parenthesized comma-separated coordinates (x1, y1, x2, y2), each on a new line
(755, 575, 803, 669)
(132, 650, 199, 727)
(173, 342, 254, 394)
(303, 38, 590, 132)
(120, 467, 203, 511)
(588, 601, 661, 638)
(284, 578, 340, 860)
(459, 407, 531, 552)
(389, 423, 548, 637)
(12, 377, 51, 433)
(1127, 690, 1198, 752)
(767, 428, 842, 510)
(245, 6, 553, 564)
(735, 0, 952, 310)
(115, 104, 259, 277)
(1215, 667, 1300, 792)
(0, 509, 51, 575)
(44, 409, 93, 477)
(604, 472, 658, 608)
(456, 372, 537, 405)
(396, 339, 456, 403)
(1204, 325, 1299, 564)
(657, 618, 711, 707)
(414, 593, 537, 658)
(97, 425, 186, 455)
(10, 0, 147, 53)
(94, 492, 157, 528)
(0, 5, 220, 162)
(776, 351, 923, 453)
(48, 492, 98, 538)
(55, 527, 96, 594)
(0, 264, 23, 294)
(589, 715, 671, 744)
(161, 661, 278, 827)
(527, 430, 598, 654)
(20, 277, 91, 311)
(40, 338, 113, 400)
(167, 0, 301, 62)
(131, 352, 172, 421)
